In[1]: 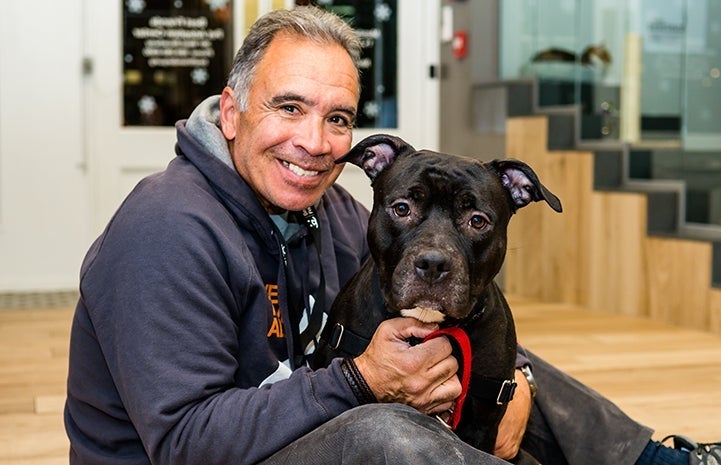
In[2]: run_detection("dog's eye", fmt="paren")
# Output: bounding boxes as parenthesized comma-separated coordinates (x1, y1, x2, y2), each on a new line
(469, 214, 488, 229)
(392, 202, 411, 217)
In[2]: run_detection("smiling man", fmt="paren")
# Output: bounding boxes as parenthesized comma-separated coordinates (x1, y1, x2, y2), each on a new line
(219, 31, 358, 213)
(64, 6, 507, 465)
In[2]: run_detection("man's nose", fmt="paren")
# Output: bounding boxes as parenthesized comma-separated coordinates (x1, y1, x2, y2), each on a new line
(296, 117, 332, 156)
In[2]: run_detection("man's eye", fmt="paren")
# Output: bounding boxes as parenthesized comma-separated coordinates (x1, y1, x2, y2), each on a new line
(281, 105, 299, 114)
(329, 115, 351, 127)
(469, 214, 488, 229)
(392, 202, 411, 217)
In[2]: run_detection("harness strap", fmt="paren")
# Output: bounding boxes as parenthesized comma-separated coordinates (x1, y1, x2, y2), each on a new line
(320, 322, 371, 357)
(470, 373, 517, 405)
(318, 269, 387, 358)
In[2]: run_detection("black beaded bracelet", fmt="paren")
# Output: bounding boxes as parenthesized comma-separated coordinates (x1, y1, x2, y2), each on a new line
(341, 358, 377, 404)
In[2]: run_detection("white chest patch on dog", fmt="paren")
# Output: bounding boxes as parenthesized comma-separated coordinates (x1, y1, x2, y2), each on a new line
(401, 307, 446, 323)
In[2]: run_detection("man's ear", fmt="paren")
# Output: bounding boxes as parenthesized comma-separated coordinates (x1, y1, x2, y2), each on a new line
(219, 87, 238, 140)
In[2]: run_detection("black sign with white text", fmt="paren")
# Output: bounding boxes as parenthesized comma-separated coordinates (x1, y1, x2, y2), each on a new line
(123, 0, 233, 126)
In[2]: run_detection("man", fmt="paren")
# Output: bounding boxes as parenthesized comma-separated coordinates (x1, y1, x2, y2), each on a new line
(65, 6, 719, 465)
(65, 6, 503, 465)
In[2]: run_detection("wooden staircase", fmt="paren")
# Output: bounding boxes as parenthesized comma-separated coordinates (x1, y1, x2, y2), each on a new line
(498, 80, 721, 335)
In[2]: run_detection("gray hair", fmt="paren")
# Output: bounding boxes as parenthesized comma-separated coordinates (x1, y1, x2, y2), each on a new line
(226, 6, 362, 111)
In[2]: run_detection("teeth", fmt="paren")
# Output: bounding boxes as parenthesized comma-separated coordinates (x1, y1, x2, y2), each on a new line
(282, 161, 319, 177)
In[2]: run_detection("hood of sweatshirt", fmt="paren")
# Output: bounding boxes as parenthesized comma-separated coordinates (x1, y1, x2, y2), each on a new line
(174, 95, 282, 254)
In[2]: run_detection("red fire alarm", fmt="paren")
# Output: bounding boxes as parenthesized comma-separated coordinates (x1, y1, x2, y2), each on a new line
(452, 31, 468, 59)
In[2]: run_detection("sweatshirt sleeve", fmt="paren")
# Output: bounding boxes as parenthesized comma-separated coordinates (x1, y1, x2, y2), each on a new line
(76, 184, 359, 465)
(516, 344, 532, 369)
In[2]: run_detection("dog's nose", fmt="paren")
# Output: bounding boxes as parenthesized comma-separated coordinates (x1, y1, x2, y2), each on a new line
(414, 251, 451, 283)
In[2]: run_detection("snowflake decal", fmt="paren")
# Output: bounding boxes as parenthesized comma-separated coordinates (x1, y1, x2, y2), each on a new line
(190, 67, 209, 85)
(138, 95, 158, 115)
(204, 0, 229, 11)
(375, 3, 392, 22)
(126, 0, 146, 14)
(363, 100, 379, 119)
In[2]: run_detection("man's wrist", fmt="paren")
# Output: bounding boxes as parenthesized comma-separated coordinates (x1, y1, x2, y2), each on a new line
(519, 365, 538, 399)
(341, 357, 378, 404)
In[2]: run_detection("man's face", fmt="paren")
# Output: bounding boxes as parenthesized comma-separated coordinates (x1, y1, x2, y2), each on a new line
(220, 33, 359, 213)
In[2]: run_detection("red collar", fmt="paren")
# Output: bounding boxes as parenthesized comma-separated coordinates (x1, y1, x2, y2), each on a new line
(422, 327, 471, 430)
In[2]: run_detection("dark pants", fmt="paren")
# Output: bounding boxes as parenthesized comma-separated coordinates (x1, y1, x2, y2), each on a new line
(259, 403, 508, 464)
(261, 350, 654, 465)
(521, 350, 654, 465)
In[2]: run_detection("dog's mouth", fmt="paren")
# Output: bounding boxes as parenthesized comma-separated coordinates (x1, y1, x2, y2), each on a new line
(389, 271, 474, 322)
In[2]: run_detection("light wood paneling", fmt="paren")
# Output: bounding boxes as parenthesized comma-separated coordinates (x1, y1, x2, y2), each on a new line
(645, 237, 713, 328)
(711, 289, 721, 334)
(504, 116, 721, 335)
(587, 192, 649, 316)
(505, 116, 597, 306)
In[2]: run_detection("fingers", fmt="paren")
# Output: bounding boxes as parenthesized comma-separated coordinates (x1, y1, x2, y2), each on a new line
(384, 316, 440, 343)
(423, 374, 462, 415)
(379, 317, 453, 362)
(422, 348, 460, 393)
(355, 317, 462, 414)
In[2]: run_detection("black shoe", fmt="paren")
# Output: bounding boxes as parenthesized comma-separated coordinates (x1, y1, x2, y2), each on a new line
(662, 435, 721, 465)
(688, 442, 721, 465)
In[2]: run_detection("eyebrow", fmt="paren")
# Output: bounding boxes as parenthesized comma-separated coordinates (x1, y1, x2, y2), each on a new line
(270, 93, 357, 121)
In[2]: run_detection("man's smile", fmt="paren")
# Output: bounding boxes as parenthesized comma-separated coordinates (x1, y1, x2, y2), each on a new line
(281, 160, 323, 177)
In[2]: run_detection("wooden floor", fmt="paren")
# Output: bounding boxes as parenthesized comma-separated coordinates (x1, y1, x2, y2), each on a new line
(2, 298, 720, 464)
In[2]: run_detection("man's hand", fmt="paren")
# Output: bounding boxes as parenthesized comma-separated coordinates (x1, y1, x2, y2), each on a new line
(494, 368, 532, 459)
(353, 317, 461, 415)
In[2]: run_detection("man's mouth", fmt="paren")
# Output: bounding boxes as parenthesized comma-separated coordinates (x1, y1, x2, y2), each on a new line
(282, 160, 320, 177)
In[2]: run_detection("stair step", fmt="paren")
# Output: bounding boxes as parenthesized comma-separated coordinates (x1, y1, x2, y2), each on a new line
(491, 77, 721, 291)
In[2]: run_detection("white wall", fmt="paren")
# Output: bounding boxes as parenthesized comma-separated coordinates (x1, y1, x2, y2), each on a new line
(0, 0, 93, 291)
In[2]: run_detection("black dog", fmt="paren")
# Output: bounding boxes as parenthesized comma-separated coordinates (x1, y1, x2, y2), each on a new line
(313, 134, 562, 459)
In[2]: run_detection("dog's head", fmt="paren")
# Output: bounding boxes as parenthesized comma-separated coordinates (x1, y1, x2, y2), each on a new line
(338, 134, 562, 323)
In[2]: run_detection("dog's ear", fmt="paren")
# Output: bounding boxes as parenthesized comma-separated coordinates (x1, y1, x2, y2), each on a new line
(489, 158, 563, 213)
(336, 134, 415, 182)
